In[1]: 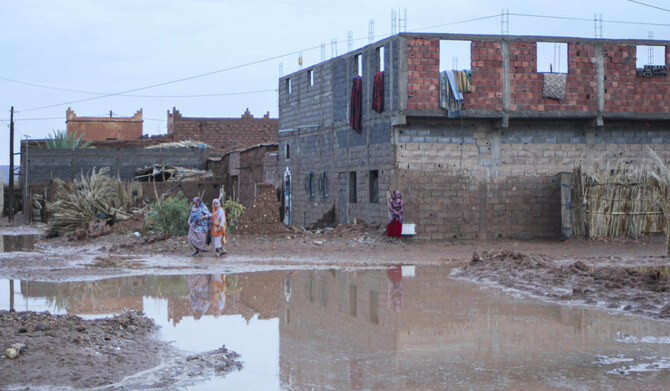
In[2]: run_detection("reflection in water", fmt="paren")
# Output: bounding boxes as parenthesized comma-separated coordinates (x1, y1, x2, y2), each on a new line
(1, 267, 669, 390)
(1, 234, 38, 252)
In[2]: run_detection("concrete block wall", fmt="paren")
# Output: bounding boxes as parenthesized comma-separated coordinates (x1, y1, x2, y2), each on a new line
(25, 148, 208, 183)
(394, 118, 670, 240)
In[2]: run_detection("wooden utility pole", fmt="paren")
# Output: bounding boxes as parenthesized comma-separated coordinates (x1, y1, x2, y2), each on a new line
(8, 106, 14, 222)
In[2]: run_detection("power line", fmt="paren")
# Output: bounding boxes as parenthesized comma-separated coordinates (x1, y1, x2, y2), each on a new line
(17, 45, 320, 113)
(0, 76, 277, 99)
(628, 0, 670, 13)
(510, 12, 670, 27)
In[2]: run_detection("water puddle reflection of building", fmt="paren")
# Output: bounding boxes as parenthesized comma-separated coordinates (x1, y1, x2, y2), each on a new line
(1, 265, 669, 390)
(1, 234, 38, 252)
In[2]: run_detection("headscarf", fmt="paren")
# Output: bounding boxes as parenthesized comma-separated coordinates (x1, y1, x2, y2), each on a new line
(212, 199, 220, 209)
(389, 190, 404, 223)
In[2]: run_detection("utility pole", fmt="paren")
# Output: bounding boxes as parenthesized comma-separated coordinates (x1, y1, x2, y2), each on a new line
(9, 106, 14, 223)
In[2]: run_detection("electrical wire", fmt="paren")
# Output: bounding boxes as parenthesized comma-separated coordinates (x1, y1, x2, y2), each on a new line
(17, 45, 321, 113)
(627, 0, 670, 13)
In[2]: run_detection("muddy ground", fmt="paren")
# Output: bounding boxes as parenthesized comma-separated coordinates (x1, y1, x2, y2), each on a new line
(1, 218, 669, 389)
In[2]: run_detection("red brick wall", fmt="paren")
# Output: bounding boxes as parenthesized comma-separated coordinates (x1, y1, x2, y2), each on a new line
(604, 43, 670, 112)
(406, 38, 440, 111)
(406, 38, 670, 115)
(168, 108, 278, 154)
(469, 40, 504, 111)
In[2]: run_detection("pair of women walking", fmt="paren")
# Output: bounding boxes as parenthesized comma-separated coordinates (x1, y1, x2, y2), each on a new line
(187, 196, 227, 257)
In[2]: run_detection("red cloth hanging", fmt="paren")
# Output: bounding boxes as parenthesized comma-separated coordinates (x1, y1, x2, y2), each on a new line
(372, 71, 384, 113)
(350, 76, 362, 131)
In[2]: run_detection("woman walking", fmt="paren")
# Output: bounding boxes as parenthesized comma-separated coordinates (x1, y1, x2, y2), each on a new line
(210, 199, 227, 256)
(187, 196, 210, 256)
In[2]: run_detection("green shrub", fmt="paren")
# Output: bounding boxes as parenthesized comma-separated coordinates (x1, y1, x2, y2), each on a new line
(149, 192, 190, 235)
(223, 199, 245, 231)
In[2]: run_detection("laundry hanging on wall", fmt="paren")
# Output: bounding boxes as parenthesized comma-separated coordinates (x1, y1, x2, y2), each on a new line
(350, 76, 363, 131)
(439, 71, 463, 118)
(372, 71, 384, 113)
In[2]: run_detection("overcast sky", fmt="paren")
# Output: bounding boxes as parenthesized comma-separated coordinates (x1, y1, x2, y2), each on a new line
(1, 0, 669, 167)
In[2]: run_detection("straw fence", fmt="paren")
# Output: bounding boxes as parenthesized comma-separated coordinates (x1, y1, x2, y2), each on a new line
(562, 160, 666, 242)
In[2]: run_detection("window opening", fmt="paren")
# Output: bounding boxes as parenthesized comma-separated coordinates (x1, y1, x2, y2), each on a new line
(308, 69, 314, 87)
(349, 171, 357, 203)
(305, 173, 314, 197)
(636, 46, 667, 77)
(369, 170, 379, 203)
(537, 42, 568, 73)
(287, 78, 292, 94)
(376, 46, 385, 72)
(356, 54, 363, 77)
(319, 172, 328, 198)
(285, 143, 290, 160)
(439, 40, 472, 72)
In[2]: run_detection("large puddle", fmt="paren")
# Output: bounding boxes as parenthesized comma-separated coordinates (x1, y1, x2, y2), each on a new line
(1, 234, 38, 252)
(1, 266, 669, 390)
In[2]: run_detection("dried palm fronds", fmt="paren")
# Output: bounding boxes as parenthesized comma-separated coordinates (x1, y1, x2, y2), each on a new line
(645, 146, 670, 255)
(570, 157, 664, 241)
(46, 168, 143, 236)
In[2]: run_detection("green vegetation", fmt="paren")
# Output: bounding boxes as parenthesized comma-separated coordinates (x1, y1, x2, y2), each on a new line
(42, 129, 94, 150)
(224, 199, 245, 231)
(148, 191, 191, 236)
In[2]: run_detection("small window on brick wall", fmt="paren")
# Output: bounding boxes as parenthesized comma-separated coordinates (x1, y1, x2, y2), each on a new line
(537, 42, 568, 73)
(369, 170, 379, 203)
(285, 143, 290, 160)
(636, 46, 667, 77)
(349, 171, 357, 203)
(439, 40, 472, 72)
(287, 78, 292, 94)
(308, 69, 314, 87)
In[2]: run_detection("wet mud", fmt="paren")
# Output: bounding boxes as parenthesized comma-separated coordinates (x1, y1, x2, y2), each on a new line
(0, 310, 241, 390)
(453, 249, 670, 319)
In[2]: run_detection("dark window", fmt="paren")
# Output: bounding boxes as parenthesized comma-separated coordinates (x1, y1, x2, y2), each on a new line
(285, 143, 290, 160)
(349, 171, 357, 203)
(305, 173, 314, 197)
(318, 172, 328, 198)
(369, 170, 379, 203)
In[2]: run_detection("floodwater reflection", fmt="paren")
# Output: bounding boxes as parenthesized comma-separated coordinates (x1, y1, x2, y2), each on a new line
(1, 265, 669, 390)
(1, 234, 38, 252)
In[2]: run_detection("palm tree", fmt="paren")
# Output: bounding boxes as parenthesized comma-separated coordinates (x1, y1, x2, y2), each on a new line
(42, 129, 94, 150)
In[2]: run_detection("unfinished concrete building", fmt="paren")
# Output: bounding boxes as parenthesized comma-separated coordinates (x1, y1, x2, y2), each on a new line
(278, 33, 670, 240)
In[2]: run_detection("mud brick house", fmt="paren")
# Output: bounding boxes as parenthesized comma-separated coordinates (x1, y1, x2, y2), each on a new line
(278, 33, 670, 240)
(167, 108, 278, 155)
(207, 143, 279, 206)
(66, 108, 143, 141)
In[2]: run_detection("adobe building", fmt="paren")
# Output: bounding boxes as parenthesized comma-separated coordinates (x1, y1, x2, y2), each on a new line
(66, 108, 143, 141)
(167, 108, 278, 154)
(278, 33, 670, 240)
